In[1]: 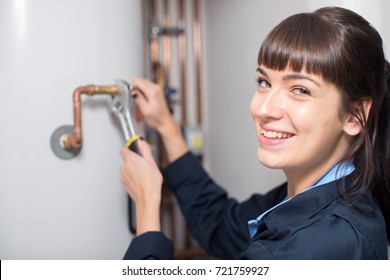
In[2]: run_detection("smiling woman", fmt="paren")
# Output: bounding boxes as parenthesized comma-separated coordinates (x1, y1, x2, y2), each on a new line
(119, 7, 390, 260)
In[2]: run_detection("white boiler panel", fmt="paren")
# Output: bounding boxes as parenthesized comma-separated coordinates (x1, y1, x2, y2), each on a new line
(0, 0, 143, 259)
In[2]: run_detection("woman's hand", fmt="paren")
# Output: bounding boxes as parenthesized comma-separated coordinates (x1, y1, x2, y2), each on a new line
(120, 140, 162, 235)
(131, 78, 189, 163)
(131, 78, 174, 134)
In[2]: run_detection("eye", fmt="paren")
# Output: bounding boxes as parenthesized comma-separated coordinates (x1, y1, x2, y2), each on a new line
(292, 87, 311, 96)
(256, 77, 271, 89)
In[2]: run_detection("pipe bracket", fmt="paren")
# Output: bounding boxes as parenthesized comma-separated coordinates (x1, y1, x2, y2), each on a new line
(50, 125, 82, 160)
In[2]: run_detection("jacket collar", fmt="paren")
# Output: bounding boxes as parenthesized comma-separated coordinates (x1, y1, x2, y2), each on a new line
(262, 172, 373, 229)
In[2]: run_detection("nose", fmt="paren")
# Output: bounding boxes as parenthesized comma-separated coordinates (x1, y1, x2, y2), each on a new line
(251, 89, 284, 121)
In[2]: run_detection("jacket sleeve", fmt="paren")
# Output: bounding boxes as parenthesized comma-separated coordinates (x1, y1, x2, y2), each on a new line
(162, 152, 287, 259)
(123, 232, 174, 260)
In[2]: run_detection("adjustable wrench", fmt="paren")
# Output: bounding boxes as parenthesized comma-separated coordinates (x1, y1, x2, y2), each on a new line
(110, 79, 140, 234)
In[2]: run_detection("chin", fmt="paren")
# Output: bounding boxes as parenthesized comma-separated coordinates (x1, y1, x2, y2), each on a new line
(257, 148, 284, 169)
(258, 159, 282, 169)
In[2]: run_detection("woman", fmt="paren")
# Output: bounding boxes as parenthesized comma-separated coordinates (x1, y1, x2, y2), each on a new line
(120, 7, 390, 259)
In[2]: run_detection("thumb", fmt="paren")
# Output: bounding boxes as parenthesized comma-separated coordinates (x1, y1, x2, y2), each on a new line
(138, 140, 154, 162)
(132, 89, 150, 116)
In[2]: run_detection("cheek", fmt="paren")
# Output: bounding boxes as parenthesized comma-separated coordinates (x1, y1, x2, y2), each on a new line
(286, 105, 312, 133)
(292, 103, 344, 143)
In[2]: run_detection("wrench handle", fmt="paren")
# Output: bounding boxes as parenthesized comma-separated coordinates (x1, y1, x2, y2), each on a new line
(126, 135, 141, 155)
(125, 134, 141, 234)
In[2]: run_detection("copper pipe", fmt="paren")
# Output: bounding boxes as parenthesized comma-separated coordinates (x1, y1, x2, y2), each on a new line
(62, 85, 120, 149)
(150, 0, 159, 62)
(193, 0, 203, 125)
(178, 0, 187, 125)
(162, 0, 171, 84)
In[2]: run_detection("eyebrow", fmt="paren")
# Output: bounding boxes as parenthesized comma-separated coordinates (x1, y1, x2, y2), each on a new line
(256, 66, 321, 87)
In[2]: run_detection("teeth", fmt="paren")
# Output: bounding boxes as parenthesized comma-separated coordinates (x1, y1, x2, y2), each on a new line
(261, 129, 292, 139)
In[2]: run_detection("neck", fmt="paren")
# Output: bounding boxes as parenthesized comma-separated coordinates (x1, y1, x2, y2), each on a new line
(284, 159, 341, 198)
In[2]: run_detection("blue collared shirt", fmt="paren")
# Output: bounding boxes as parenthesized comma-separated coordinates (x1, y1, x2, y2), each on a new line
(247, 161, 355, 238)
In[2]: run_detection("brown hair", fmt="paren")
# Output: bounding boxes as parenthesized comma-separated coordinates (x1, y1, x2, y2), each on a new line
(258, 6, 390, 242)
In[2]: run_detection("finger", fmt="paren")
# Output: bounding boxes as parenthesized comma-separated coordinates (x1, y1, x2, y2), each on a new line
(120, 164, 131, 187)
(120, 162, 137, 189)
(131, 78, 162, 100)
(132, 90, 151, 115)
(120, 147, 131, 160)
(120, 164, 129, 184)
(120, 146, 140, 162)
(131, 78, 152, 99)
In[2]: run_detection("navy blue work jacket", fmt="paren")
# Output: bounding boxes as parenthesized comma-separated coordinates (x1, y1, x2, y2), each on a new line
(124, 152, 388, 260)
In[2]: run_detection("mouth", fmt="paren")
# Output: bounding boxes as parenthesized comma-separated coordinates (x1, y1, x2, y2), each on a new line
(261, 128, 294, 139)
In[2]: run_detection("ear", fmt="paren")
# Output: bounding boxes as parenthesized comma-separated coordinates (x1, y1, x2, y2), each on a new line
(343, 98, 372, 136)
